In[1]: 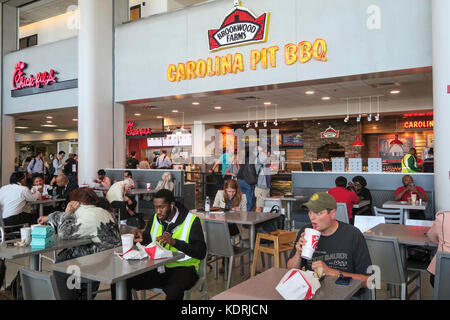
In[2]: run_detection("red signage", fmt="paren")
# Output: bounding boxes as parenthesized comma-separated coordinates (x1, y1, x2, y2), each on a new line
(126, 122, 152, 136)
(208, 1, 269, 52)
(12, 61, 56, 90)
(404, 120, 434, 129)
(320, 126, 340, 138)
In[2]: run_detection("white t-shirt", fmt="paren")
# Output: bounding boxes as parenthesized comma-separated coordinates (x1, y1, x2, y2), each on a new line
(0, 184, 41, 219)
(106, 181, 129, 203)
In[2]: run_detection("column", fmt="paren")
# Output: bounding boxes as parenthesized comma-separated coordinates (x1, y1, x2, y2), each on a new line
(432, 0, 450, 211)
(1, 116, 15, 185)
(114, 103, 126, 168)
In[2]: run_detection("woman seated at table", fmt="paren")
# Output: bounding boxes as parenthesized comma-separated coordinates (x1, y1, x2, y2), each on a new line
(38, 187, 121, 300)
(348, 176, 373, 217)
(426, 211, 450, 288)
(213, 179, 246, 237)
(155, 171, 175, 192)
(32, 174, 53, 196)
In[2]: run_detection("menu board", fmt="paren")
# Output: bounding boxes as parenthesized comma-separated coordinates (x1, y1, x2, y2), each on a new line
(348, 158, 362, 172)
(147, 137, 162, 147)
(368, 158, 382, 173)
(282, 132, 304, 147)
(163, 134, 179, 146)
(178, 133, 192, 146)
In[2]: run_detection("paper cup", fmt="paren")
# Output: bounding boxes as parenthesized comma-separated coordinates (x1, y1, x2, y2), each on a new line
(30, 224, 40, 232)
(121, 234, 134, 254)
(20, 227, 31, 244)
(301, 228, 321, 260)
(411, 194, 417, 204)
(146, 183, 151, 190)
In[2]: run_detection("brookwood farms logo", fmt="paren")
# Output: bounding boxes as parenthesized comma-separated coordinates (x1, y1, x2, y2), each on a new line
(208, 1, 270, 52)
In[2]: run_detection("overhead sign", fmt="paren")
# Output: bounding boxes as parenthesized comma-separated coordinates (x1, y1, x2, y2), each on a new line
(404, 120, 434, 129)
(208, 1, 270, 52)
(321, 126, 340, 138)
(126, 122, 152, 137)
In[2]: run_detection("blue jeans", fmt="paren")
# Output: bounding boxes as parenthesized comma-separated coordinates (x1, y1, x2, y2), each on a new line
(238, 179, 255, 211)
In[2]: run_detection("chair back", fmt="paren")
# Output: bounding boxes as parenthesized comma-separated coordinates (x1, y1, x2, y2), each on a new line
(433, 252, 450, 300)
(364, 235, 405, 285)
(203, 220, 233, 257)
(19, 267, 60, 300)
(276, 231, 298, 245)
(354, 216, 385, 233)
(263, 198, 284, 215)
(373, 207, 402, 224)
(335, 203, 349, 224)
(405, 219, 434, 227)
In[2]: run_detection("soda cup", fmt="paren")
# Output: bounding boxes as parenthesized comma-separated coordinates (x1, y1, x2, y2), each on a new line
(301, 228, 321, 260)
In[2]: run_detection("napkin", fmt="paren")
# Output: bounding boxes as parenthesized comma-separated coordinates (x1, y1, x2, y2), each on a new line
(145, 241, 173, 259)
(120, 242, 149, 260)
(276, 269, 321, 300)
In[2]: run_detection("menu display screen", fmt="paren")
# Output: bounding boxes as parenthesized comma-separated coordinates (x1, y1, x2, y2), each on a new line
(282, 132, 304, 147)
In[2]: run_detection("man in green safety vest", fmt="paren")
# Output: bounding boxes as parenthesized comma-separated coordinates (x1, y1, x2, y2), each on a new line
(401, 148, 419, 173)
(125, 189, 207, 300)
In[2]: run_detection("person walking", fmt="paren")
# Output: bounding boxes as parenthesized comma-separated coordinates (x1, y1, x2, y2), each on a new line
(401, 148, 419, 173)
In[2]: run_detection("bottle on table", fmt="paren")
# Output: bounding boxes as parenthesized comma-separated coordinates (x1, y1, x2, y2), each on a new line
(205, 196, 210, 212)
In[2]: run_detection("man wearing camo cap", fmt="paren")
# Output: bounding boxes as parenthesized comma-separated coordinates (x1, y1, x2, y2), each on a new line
(287, 192, 372, 297)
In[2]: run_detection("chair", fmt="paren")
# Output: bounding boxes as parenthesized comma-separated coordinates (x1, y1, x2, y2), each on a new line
(19, 267, 60, 300)
(373, 207, 403, 224)
(204, 219, 252, 289)
(354, 216, 385, 233)
(250, 230, 297, 277)
(365, 235, 421, 300)
(405, 219, 434, 227)
(0, 211, 28, 242)
(335, 203, 349, 224)
(433, 252, 450, 300)
(300, 162, 312, 171)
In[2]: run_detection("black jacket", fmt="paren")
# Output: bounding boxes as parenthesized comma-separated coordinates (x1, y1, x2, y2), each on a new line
(56, 181, 79, 209)
(142, 202, 207, 261)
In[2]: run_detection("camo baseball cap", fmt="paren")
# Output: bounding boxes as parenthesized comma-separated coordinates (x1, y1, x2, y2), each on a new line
(303, 192, 337, 213)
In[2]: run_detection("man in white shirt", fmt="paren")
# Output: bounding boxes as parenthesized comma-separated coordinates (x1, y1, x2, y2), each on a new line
(52, 151, 66, 177)
(0, 172, 41, 227)
(106, 179, 140, 226)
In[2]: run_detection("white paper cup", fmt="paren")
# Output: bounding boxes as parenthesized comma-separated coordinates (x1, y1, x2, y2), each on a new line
(146, 183, 151, 190)
(121, 234, 134, 254)
(20, 227, 31, 244)
(301, 228, 321, 260)
(30, 224, 40, 232)
(411, 194, 417, 204)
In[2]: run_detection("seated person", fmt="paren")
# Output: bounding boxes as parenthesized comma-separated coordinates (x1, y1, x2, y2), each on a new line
(38, 188, 121, 300)
(123, 170, 135, 188)
(32, 174, 53, 196)
(328, 176, 359, 224)
(155, 172, 175, 192)
(348, 176, 373, 217)
(287, 193, 372, 298)
(394, 175, 429, 202)
(0, 172, 41, 228)
(426, 211, 450, 287)
(213, 179, 246, 237)
(93, 169, 112, 189)
(122, 189, 207, 300)
(106, 179, 142, 227)
(53, 174, 79, 211)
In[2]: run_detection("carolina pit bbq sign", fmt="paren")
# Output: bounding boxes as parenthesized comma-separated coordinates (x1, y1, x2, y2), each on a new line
(208, 1, 270, 52)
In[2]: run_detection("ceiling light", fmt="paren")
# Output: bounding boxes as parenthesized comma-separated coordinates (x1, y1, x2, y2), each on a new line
(352, 136, 365, 147)
(356, 115, 361, 122)
(305, 91, 315, 95)
(263, 121, 267, 127)
(264, 102, 271, 105)
(172, 110, 178, 113)
(321, 97, 331, 101)
(41, 124, 57, 128)
(72, 118, 78, 122)
(134, 113, 141, 116)
(192, 102, 200, 105)
(15, 126, 29, 129)
(254, 121, 258, 128)
(55, 129, 69, 132)
(390, 90, 401, 94)
(344, 116, 350, 123)
(375, 114, 380, 121)
(214, 106, 222, 110)
(31, 131, 43, 133)
(274, 121, 278, 127)
(46, 120, 53, 123)
(156, 116, 163, 119)
(46, 116, 53, 119)
(292, 118, 298, 121)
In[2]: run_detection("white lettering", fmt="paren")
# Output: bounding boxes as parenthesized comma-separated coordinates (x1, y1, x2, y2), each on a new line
(366, 5, 381, 30)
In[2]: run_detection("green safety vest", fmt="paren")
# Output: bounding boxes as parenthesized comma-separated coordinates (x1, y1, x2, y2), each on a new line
(401, 153, 418, 173)
(150, 212, 200, 271)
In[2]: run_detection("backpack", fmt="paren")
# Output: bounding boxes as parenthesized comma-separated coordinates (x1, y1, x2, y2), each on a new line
(48, 160, 56, 176)
(241, 164, 257, 185)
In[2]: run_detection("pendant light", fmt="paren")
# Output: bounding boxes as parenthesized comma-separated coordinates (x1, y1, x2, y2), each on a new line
(352, 110, 365, 147)
(390, 120, 403, 145)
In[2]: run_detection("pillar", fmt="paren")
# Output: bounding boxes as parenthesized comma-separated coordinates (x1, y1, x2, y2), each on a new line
(1, 116, 15, 185)
(432, 0, 450, 211)
(114, 103, 126, 168)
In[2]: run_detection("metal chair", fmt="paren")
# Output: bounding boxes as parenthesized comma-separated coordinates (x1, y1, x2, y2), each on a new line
(365, 235, 421, 300)
(433, 252, 450, 300)
(335, 203, 349, 224)
(373, 207, 403, 224)
(0, 210, 28, 243)
(19, 267, 60, 300)
(204, 219, 252, 289)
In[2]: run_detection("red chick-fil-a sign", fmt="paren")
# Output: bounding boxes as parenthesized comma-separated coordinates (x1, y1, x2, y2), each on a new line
(12, 61, 57, 90)
(126, 122, 152, 137)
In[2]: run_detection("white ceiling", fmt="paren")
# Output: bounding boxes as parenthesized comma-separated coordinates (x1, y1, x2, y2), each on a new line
(19, 0, 77, 26)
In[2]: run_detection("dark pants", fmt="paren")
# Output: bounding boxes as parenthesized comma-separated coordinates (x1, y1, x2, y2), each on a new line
(237, 179, 255, 211)
(111, 266, 198, 300)
(111, 200, 143, 226)
(53, 271, 100, 300)
(3, 213, 38, 231)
